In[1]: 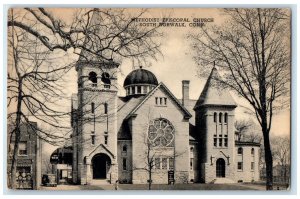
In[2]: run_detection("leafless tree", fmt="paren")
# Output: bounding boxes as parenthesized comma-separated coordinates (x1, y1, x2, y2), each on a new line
(271, 136, 290, 184)
(7, 8, 163, 189)
(188, 8, 290, 190)
(234, 119, 253, 141)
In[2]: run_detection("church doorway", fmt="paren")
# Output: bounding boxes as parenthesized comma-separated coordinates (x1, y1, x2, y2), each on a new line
(92, 153, 111, 179)
(216, 158, 226, 178)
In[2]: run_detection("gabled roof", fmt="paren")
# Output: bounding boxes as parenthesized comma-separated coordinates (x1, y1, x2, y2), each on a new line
(194, 67, 237, 110)
(125, 82, 192, 120)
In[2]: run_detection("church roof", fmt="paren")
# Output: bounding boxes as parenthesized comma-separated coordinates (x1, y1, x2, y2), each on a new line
(123, 66, 158, 87)
(125, 82, 192, 120)
(194, 67, 237, 110)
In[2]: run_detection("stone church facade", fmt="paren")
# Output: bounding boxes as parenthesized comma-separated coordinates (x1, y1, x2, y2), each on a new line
(71, 60, 260, 185)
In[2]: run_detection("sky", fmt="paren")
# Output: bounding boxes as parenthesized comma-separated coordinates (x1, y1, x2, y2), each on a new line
(25, 8, 290, 154)
(61, 8, 290, 137)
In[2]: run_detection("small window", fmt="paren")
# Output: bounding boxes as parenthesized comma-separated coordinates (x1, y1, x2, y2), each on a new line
(104, 103, 108, 114)
(129, 87, 133, 95)
(155, 97, 158, 105)
(160, 97, 163, 105)
(137, 86, 142, 94)
(251, 162, 254, 170)
(162, 158, 167, 169)
(91, 102, 95, 114)
(224, 113, 228, 123)
(122, 145, 127, 153)
(91, 135, 95, 145)
(123, 158, 127, 171)
(219, 138, 222, 147)
(238, 162, 243, 170)
(143, 86, 148, 94)
(164, 98, 167, 105)
(214, 112, 217, 123)
(101, 72, 111, 85)
(190, 158, 194, 171)
(213, 138, 217, 147)
(219, 113, 223, 123)
(224, 138, 228, 147)
(104, 135, 108, 145)
(88, 72, 97, 84)
(155, 158, 160, 169)
(251, 148, 255, 155)
(169, 158, 174, 170)
(18, 142, 27, 155)
(238, 147, 243, 155)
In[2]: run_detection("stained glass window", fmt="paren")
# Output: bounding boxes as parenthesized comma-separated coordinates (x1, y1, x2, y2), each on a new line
(148, 118, 175, 147)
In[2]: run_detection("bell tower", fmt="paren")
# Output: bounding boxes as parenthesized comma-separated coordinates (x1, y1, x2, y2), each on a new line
(194, 67, 237, 183)
(75, 59, 119, 185)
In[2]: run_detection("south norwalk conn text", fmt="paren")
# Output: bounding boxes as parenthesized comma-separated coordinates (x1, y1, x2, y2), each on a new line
(132, 17, 214, 27)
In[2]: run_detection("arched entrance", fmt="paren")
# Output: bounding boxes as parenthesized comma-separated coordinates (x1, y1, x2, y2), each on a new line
(92, 153, 111, 179)
(216, 158, 226, 178)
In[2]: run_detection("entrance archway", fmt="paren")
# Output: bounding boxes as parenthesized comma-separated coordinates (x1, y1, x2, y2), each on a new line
(92, 153, 111, 179)
(216, 158, 226, 178)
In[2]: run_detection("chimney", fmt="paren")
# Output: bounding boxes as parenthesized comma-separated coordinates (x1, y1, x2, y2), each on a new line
(182, 80, 190, 106)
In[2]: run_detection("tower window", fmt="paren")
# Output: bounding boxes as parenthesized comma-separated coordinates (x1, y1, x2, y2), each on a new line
(123, 158, 127, 170)
(251, 148, 255, 155)
(155, 97, 158, 105)
(122, 145, 127, 154)
(91, 102, 95, 114)
(164, 98, 167, 105)
(190, 158, 194, 171)
(104, 103, 108, 114)
(104, 135, 108, 145)
(224, 138, 228, 147)
(219, 138, 223, 147)
(224, 113, 228, 123)
(143, 86, 148, 94)
(214, 112, 217, 123)
(160, 97, 163, 105)
(137, 86, 142, 94)
(101, 72, 111, 85)
(238, 147, 243, 155)
(251, 162, 254, 170)
(88, 72, 97, 86)
(214, 138, 217, 147)
(91, 131, 95, 145)
(219, 113, 223, 123)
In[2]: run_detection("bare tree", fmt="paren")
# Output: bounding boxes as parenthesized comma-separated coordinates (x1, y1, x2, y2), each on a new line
(271, 136, 290, 184)
(188, 8, 290, 190)
(7, 8, 163, 189)
(234, 119, 253, 141)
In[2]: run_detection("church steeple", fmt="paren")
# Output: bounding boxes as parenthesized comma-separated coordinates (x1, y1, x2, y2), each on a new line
(194, 67, 237, 110)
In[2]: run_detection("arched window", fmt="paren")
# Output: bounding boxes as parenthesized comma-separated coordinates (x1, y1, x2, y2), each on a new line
(251, 148, 255, 155)
(219, 113, 223, 123)
(91, 102, 95, 113)
(104, 103, 108, 114)
(88, 72, 97, 85)
(122, 145, 127, 152)
(214, 112, 217, 123)
(238, 147, 243, 155)
(224, 113, 228, 123)
(101, 72, 111, 85)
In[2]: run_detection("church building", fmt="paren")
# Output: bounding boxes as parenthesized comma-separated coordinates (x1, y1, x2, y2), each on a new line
(71, 59, 260, 185)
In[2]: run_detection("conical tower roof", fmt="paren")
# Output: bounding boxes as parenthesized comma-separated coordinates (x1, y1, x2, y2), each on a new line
(194, 67, 237, 110)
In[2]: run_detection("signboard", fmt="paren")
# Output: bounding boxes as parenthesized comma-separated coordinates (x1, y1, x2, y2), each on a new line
(168, 170, 174, 184)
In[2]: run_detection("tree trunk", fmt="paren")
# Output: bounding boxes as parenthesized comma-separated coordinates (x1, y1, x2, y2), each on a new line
(9, 81, 23, 189)
(262, 125, 273, 190)
(148, 168, 152, 190)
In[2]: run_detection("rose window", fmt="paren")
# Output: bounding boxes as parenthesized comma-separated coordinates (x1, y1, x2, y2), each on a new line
(148, 118, 175, 147)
